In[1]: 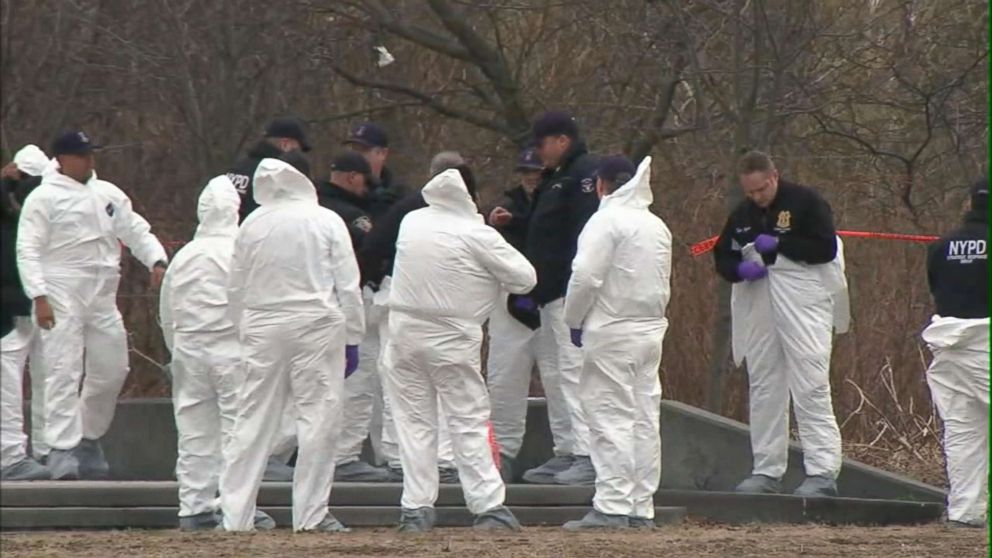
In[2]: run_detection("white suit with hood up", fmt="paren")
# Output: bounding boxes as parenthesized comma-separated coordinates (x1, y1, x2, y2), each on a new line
(922, 316, 989, 525)
(1, 144, 52, 469)
(219, 159, 365, 532)
(16, 159, 166, 452)
(384, 169, 536, 514)
(563, 157, 672, 519)
(731, 234, 849, 481)
(159, 175, 242, 518)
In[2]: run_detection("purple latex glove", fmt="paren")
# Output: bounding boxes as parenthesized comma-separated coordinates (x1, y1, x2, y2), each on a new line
(570, 328, 583, 348)
(737, 261, 768, 281)
(754, 234, 779, 255)
(345, 345, 359, 378)
(513, 296, 537, 312)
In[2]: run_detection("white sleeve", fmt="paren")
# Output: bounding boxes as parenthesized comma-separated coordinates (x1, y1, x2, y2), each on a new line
(16, 190, 51, 300)
(158, 267, 176, 353)
(468, 225, 537, 295)
(110, 186, 168, 270)
(226, 234, 248, 333)
(328, 215, 366, 345)
(564, 215, 615, 329)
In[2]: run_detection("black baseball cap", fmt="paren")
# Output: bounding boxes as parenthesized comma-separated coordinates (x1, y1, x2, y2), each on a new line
(331, 151, 373, 182)
(515, 147, 543, 171)
(595, 155, 636, 183)
(279, 151, 312, 179)
(532, 111, 579, 141)
(265, 117, 312, 152)
(343, 122, 389, 148)
(51, 130, 100, 156)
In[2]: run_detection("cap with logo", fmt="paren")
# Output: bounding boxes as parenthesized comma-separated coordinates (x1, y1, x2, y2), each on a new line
(265, 117, 312, 153)
(515, 147, 543, 171)
(51, 130, 100, 157)
(595, 155, 636, 183)
(331, 151, 374, 182)
(532, 111, 579, 141)
(343, 122, 389, 148)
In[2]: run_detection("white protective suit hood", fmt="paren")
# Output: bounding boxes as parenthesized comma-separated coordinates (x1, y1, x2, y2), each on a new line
(421, 168, 480, 217)
(251, 158, 317, 206)
(13, 145, 50, 177)
(599, 156, 652, 211)
(195, 175, 240, 237)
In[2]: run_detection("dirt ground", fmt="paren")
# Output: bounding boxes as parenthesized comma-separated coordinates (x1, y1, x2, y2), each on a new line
(1, 523, 987, 558)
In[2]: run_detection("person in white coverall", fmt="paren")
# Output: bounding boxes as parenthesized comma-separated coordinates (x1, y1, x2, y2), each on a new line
(561, 155, 671, 531)
(485, 147, 573, 482)
(383, 168, 536, 532)
(713, 151, 849, 497)
(219, 158, 365, 533)
(159, 175, 275, 531)
(16, 131, 168, 481)
(1, 144, 52, 481)
(922, 178, 988, 528)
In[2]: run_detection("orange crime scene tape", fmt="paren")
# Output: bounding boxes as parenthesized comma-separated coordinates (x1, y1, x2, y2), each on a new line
(689, 230, 939, 257)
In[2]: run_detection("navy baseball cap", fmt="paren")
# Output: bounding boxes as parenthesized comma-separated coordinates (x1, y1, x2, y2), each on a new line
(265, 117, 312, 152)
(595, 155, 636, 183)
(515, 148, 542, 171)
(343, 122, 389, 148)
(51, 130, 100, 156)
(532, 111, 579, 141)
(331, 151, 373, 181)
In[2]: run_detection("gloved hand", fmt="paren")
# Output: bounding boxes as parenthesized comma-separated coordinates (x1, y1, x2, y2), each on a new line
(570, 328, 583, 348)
(737, 261, 768, 281)
(345, 345, 359, 378)
(513, 296, 537, 313)
(754, 234, 779, 255)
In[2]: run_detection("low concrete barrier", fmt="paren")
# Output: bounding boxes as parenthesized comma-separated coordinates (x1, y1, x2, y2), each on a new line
(98, 398, 944, 503)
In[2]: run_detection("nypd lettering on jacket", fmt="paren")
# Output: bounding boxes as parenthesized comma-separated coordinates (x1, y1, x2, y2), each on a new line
(714, 180, 838, 283)
(946, 239, 987, 264)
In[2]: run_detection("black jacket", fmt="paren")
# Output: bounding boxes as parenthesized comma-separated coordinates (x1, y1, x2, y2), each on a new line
(369, 167, 408, 219)
(229, 141, 283, 222)
(491, 185, 533, 253)
(714, 180, 838, 283)
(927, 210, 989, 319)
(360, 191, 427, 286)
(317, 180, 377, 283)
(524, 141, 600, 304)
(1, 175, 42, 337)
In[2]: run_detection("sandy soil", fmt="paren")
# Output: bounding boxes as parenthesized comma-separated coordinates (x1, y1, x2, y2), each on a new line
(1, 523, 987, 558)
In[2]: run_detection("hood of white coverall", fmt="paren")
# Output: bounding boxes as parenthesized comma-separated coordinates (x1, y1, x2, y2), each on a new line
(195, 175, 240, 237)
(421, 168, 479, 218)
(252, 157, 317, 206)
(599, 156, 652, 210)
(13, 145, 50, 177)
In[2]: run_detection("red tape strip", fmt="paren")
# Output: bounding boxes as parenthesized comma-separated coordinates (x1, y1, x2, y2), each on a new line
(690, 230, 939, 257)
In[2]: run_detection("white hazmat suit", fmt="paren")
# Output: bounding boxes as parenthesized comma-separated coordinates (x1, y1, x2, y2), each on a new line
(16, 160, 166, 458)
(219, 159, 364, 532)
(383, 169, 536, 516)
(486, 293, 570, 460)
(923, 316, 989, 525)
(731, 238, 849, 481)
(1, 145, 53, 474)
(564, 157, 672, 519)
(159, 175, 242, 519)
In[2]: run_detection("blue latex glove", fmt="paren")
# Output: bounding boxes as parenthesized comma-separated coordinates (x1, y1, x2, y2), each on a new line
(737, 261, 768, 281)
(570, 328, 583, 348)
(754, 234, 779, 255)
(513, 296, 537, 313)
(345, 345, 359, 378)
